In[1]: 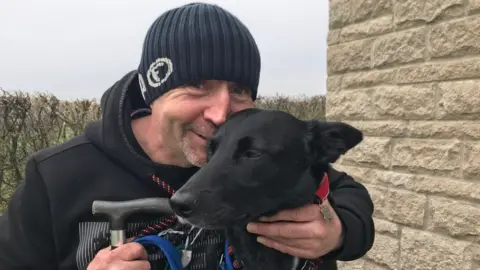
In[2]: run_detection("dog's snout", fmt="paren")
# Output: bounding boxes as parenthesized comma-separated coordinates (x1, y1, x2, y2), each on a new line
(170, 192, 196, 218)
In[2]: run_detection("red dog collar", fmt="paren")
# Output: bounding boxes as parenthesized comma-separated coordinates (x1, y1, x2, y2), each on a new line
(307, 173, 332, 267)
(315, 173, 330, 202)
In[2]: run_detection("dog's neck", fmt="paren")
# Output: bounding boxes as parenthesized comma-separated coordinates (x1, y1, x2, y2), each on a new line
(223, 166, 330, 270)
(225, 226, 299, 270)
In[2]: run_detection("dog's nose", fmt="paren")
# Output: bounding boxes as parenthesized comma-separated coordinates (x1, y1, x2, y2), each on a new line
(169, 192, 196, 218)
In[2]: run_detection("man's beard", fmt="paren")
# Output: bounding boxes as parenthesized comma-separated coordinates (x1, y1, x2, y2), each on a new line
(180, 138, 206, 167)
(179, 122, 216, 167)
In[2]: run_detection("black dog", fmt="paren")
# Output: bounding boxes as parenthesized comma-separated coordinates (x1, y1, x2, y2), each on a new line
(170, 108, 363, 270)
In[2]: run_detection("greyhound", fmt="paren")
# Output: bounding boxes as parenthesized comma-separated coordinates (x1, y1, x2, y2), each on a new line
(169, 108, 363, 270)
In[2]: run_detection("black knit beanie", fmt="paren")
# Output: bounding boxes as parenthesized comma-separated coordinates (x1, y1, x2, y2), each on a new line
(137, 2, 261, 105)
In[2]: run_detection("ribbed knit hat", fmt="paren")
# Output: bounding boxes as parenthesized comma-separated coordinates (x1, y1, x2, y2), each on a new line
(137, 2, 261, 105)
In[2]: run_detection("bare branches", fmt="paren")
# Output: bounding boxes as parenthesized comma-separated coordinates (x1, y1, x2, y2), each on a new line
(0, 90, 325, 212)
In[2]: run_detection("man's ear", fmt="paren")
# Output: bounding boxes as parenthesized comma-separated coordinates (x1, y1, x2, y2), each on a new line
(304, 120, 363, 164)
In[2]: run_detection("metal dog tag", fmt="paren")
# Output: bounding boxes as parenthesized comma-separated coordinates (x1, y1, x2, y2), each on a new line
(181, 250, 192, 267)
(320, 204, 332, 221)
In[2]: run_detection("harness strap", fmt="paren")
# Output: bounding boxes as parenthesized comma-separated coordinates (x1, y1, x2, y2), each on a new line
(133, 235, 234, 270)
(133, 235, 183, 270)
(220, 240, 235, 270)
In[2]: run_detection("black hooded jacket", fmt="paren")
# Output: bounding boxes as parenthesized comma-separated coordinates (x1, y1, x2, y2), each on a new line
(0, 70, 375, 270)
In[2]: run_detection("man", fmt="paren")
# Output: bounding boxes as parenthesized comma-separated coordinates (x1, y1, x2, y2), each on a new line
(0, 2, 374, 270)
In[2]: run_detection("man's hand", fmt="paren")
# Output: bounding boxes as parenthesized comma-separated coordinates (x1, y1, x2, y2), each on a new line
(87, 242, 151, 270)
(246, 200, 344, 259)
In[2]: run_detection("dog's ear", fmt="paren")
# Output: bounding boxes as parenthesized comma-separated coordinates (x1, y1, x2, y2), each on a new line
(305, 120, 363, 164)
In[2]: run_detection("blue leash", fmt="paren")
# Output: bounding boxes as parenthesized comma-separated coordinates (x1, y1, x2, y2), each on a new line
(133, 235, 234, 270)
(220, 238, 234, 270)
(134, 235, 182, 269)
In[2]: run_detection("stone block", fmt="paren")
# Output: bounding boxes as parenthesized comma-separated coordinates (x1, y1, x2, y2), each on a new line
(366, 184, 426, 227)
(430, 16, 480, 58)
(326, 75, 342, 92)
(373, 28, 427, 68)
(396, 58, 480, 84)
(327, 29, 341, 45)
(327, 39, 374, 74)
(407, 121, 480, 140)
(342, 69, 397, 89)
(365, 234, 399, 269)
(343, 120, 408, 138)
(469, 0, 480, 13)
(370, 84, 435, 120)
(428, 197, 480, 243)
(329, 0, 392, 29)
(463, 141, 480, 179)
(395, 0, 465, 28)
(330, 164, 373, 185)
(341, 137, 392, 169)
(400, 228, 480, 270)
(339, 15, 393, 43)
(391, 138, 462, 177)
(374, 218, 401, 237)
(326, 85, 436, 120)
(326, 89, 375, 120)
(358, 167, 480, 202)
(337, 259, 365, 270)
(363, 262, 391, 270)
(436, 80, 480, 120)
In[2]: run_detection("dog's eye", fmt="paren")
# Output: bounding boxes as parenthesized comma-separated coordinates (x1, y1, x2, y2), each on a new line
(244, 149, 262, 159)
(234, 136, 264, 160)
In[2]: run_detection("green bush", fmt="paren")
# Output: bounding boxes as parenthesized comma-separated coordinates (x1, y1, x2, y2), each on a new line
(0, 89, 325, 212)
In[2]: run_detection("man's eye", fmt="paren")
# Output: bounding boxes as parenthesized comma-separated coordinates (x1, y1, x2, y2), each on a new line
(232, 87, 250, 95)
(194, 82, 206, 89)
(187, 81, 206, 89)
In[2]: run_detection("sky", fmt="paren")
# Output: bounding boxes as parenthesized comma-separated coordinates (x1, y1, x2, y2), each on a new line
(0, 0, 329, 101)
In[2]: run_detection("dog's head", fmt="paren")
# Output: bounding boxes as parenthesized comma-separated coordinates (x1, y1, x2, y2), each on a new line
(170, 108, 363, 229)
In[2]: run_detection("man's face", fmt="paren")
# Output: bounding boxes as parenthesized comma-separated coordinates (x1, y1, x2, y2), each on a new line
(150, 80, 254, 167)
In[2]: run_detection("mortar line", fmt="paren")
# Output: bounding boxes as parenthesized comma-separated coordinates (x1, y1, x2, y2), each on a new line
(464, 0, 471, 15)
(460, 138, 466, 180)
(391, 0, 397, 32)
(397, 225, 403, 270)
(423, 195, 431, 231)
(432, 83, 440, 121)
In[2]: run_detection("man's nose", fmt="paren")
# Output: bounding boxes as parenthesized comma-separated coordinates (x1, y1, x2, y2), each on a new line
(203, 84, 231, 126)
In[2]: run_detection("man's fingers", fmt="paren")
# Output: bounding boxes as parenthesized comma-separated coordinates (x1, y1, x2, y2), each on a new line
(265, 235, 315, 247)
(110, 260, 151, 270)
(259, 204, 320, 222)
(87, 243, 150, 270)
(112, 242, 149, 261)
(256, 237, 323, 259)
(247, 221, 323, 239)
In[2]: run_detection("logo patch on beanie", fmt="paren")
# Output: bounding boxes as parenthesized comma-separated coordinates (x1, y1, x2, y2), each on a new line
(138, 73, 148, 101)
(146, 57, 173, 88)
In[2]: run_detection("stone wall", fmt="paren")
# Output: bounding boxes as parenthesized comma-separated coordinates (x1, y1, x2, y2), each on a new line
(326, 1, 480, 269)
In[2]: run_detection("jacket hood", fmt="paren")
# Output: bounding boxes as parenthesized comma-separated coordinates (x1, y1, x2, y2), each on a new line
(85, 70, 199, 189)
